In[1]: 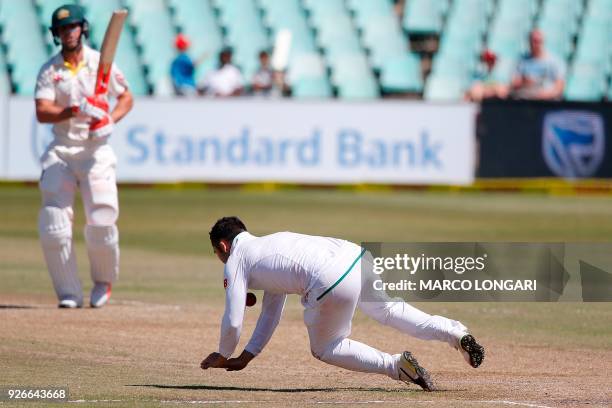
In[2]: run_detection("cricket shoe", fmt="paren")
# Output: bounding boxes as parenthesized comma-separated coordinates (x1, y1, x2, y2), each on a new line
(58, 297, 83, 309)
(459, 334, 485, 368)
(398, 351, 435, 391)
(90, 282, 112, 308)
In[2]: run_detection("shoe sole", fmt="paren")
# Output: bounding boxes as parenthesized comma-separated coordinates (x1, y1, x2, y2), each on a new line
(58, 303, 82, 309)
(461, 335, 485, 368)
(399, 351, 435, 392)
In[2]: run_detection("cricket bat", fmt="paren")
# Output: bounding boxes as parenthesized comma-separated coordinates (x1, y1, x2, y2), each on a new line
(94, 9, 128, 96)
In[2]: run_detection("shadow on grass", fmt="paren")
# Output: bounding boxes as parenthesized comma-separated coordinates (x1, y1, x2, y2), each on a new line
(128, 384, 426, 393)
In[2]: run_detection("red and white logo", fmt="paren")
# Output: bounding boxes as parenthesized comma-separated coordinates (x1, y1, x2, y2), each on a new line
(223, 278, 228, 289)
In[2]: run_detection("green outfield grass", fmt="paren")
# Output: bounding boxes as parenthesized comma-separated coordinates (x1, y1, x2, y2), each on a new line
(1, 185, 611, 407)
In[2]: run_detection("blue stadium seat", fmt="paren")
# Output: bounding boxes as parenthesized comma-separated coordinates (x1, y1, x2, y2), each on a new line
(587, 0, 612, 22)
(216, 0, 269, 84)
(0, 47, 10, 94)
(262, 3, 317, 57)
(169, 0, 223, 59)
(125, 0, 175, 90)
(379, 53, 423, 93)
(491, 57, 518, 84)
(288, 53, 327, 83)
(403, 0, 448, 35)
(424, 75, 465, 101)
(304, 0, 347, 27)
(565, 75, 605, 101)
(330, 53, 379, 99)
(292, 77, 333, 98)
(359, 15, 408, 70)
(348, 0, 395, 29)
(430, 53, 474, 85)
(0, 0, 48, 94)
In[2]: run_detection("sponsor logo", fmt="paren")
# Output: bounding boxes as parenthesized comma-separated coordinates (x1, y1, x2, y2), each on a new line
(542, 111, 605, 178)
(57, 9, 70, 19)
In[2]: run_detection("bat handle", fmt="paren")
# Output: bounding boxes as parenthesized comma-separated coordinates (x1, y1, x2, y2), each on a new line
(95, 68, 112, 95)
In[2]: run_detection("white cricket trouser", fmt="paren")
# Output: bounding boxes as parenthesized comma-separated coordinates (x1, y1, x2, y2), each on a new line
(38, 142, 120, 301)
(303, 245, 467, 380)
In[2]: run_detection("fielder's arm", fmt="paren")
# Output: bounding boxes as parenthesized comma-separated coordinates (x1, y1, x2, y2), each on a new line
(244, 292, 287, 356)
(221, 292, 286, 372)
(218, 260, 248, 358)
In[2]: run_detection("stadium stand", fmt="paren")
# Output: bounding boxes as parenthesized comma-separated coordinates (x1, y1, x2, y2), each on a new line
(0, 0, 610, 100)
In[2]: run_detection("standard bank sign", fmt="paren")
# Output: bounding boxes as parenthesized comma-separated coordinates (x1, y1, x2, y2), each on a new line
(542, 111, 605, 178)
(8, 99, 476, 184)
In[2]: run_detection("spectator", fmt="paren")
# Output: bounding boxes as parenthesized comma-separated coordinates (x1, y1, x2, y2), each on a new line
(170, 34, 198, 96)
(251, 51, 273, 96)
(509, 29, 565, 100)
(465, 49, 508, 102)
(200, 48, 244, 97)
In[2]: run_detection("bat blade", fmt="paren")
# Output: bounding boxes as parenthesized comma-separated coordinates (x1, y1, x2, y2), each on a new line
(94, 9, 128, 95)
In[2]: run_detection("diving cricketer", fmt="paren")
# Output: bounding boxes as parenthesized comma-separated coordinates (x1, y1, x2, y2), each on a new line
(34, 5, 133, 308)
(201, 217, 485, 391)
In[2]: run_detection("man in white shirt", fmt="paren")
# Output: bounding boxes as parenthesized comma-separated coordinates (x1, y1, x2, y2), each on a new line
(35, 4, 133, 308)
(201, 48, 244, 97)
(201, 217, 485, 391)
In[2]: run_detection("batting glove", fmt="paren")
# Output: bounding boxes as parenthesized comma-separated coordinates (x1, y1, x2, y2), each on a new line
(76, 96, 109, 121)
(89, 114, 114, 139)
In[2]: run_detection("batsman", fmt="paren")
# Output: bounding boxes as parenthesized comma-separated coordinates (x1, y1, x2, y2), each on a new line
(34, 5, 133, 308)
(201, 217, 485, 391)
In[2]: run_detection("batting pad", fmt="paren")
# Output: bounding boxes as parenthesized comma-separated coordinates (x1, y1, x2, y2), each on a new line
(84, 225, 119, 284)
(39, 206, 82, 303)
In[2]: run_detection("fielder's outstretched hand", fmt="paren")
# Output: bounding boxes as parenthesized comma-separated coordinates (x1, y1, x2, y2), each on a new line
(224, 350, 255, 371)
(200, 352, 227, 369)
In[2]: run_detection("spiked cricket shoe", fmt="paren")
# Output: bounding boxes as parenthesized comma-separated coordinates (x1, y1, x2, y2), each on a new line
(459, 334, 485, 368)
(398, 351, 435, 391)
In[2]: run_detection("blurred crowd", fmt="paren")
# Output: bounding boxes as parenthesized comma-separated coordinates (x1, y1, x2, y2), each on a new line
(170, 28, 565, 101)
(465, 29, 565, 102)
(170, 34, 289, 98)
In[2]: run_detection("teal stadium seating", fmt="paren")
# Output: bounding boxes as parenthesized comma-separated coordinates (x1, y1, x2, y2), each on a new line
(0, 43, 9, 94)
(80, 0, 149, 95)
(168, 0, 222, 84)
(0, 0, 611, 100)
(0, 0, 48, 95)
(215, 0, 270, 85)
(403, 0, 449, 35)
(124, 0, 176, 94)
(287, 52, 332, 99)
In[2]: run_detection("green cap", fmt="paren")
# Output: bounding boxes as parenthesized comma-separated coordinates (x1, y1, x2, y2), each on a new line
(50, 4, 86, 30)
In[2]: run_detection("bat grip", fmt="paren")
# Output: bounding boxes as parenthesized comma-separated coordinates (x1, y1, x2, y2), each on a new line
(95, 68, 112, 95)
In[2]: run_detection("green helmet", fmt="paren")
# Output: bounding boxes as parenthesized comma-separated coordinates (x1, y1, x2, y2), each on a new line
(49, 4, 89, 44)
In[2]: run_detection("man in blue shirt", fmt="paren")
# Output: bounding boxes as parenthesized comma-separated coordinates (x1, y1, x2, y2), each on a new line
(170, 34, 197, 96)
(510, 29, 565, 100)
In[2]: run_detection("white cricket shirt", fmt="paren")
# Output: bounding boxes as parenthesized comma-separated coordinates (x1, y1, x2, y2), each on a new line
(35, 45, 128, 144)
(218, 231, 355, 358)
(202, 64, 244, 97)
